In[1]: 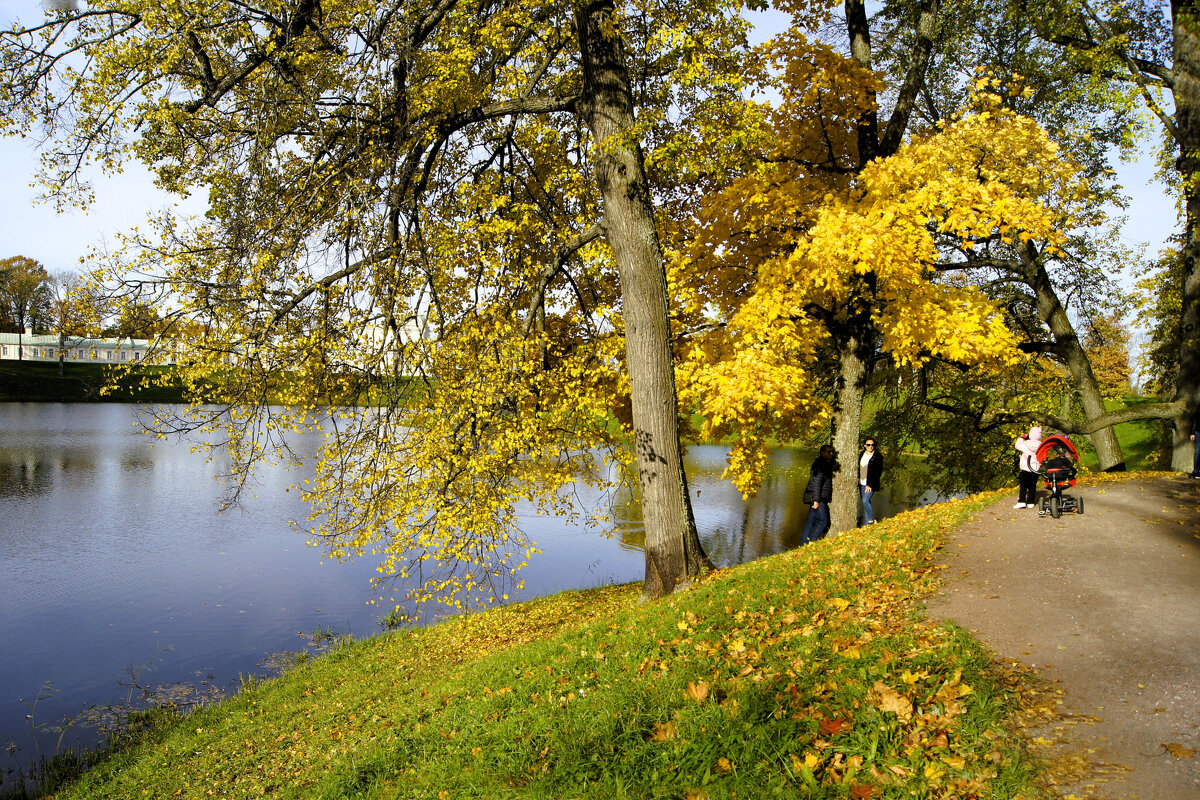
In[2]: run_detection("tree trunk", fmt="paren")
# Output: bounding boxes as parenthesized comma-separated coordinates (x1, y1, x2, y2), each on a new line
(1025, 247, 1126, 470)
(1173, 0, 1200, 471)
(829, 338, 870, 535)
(575, 0, 711, 599)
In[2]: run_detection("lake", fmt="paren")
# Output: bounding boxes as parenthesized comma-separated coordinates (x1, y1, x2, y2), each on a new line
(0, 402, 926, 779)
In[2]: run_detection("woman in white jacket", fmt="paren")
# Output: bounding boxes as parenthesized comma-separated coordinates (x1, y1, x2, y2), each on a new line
(1014, 426, 1043, 509)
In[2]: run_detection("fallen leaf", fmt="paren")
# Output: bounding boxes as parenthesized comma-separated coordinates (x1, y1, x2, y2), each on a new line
(819, 718, 850, 736)
(715, 757, 735, 773)
(872, 681, 913, 722)
(1164, 743, 1196, 758)
(650, 721, 678, 741)
(686, 681, 710, 704)
(849, 783, 879, 798)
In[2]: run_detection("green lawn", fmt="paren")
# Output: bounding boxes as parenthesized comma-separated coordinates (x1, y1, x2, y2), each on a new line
(1074, 396, 1169, 472)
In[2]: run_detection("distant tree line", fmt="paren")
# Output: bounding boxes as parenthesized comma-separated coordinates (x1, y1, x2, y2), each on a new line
(0, 254, 164, 340)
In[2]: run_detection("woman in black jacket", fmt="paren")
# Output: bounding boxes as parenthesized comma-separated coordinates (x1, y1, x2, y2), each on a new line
(800, 445, 836, 544)
(859, 437, 883, 524)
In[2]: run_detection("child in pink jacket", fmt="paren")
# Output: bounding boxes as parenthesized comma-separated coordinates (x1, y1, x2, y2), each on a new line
(1014, 426, 1043, 509)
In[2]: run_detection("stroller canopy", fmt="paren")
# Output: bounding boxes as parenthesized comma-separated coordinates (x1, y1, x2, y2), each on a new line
(1036, 433, 1079, 463)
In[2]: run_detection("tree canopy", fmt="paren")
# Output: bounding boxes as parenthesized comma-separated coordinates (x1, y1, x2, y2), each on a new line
(0, 255, 52, 338)
(0, 0, 763, 613)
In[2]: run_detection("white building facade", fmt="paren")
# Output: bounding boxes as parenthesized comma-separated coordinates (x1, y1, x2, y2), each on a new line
(0, 330, 152, 364)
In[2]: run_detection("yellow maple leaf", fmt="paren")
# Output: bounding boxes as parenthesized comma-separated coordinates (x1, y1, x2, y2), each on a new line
(872, 681, 913, 722)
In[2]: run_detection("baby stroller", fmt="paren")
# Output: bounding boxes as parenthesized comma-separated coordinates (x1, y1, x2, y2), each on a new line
(1036, 434, 1083, 518)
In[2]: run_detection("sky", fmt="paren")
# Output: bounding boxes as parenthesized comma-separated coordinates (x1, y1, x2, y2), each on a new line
(0, 3, 1181, 291)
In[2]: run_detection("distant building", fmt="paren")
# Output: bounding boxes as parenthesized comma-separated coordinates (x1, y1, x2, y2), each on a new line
(0, 329, 153, 364)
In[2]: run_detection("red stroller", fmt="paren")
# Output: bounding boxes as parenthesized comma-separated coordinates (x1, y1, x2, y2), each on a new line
(1036, 434, 1083, 518)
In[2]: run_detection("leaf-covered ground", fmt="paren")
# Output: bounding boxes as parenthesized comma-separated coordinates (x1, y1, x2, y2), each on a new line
(45, 489, 1058, 799)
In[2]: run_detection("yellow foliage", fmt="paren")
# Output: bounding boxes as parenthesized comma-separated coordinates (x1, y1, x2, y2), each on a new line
(673, 62, 1080, 495)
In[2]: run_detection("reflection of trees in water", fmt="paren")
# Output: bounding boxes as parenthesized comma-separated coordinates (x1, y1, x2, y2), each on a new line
(0, 447, 100, 498)
(0, 451, 52, 498)
(608, 449, 813, 567)
(697, 465, 810, 567)
(119, 445, 155, 474)
(605, 447, 953, 567)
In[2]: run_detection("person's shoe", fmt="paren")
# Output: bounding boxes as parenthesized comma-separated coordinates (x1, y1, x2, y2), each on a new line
(1013, 502, 1026, 509)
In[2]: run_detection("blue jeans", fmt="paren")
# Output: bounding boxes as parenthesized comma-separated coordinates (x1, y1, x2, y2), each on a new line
(801, 501, 830, 544)
(861, 484, 875, 524)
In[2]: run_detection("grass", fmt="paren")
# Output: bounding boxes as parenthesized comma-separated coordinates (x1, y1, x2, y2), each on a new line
(0, 361, 187, 403)
(29, 488, 1059, 800)
(1074, 396, 1170, 472)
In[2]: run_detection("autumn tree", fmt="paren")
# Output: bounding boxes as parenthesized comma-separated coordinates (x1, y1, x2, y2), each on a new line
(852, 0, 1153, 472)
(0, 0, 761, 610)
(672, 0, 1077, 533)
(104, 300, 162, 340)
(1135, 241, 1185, 396)
(0, 255, 52, 357)
(1081, 309, 1132, 396)
(44, 269, 102, 375)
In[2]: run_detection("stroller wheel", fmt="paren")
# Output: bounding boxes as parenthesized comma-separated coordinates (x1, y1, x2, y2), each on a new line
(1076, 495, 1084, 515)
(1050, 496, 1061, 518)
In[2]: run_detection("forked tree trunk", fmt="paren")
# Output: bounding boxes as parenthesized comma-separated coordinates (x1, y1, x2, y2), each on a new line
(1173, 0, 1200, 470)
(575, 0, 712, 599)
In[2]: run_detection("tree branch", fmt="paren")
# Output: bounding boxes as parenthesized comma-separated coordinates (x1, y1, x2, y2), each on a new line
(523, 224, 603, 336)
(879, 0, 940, 157)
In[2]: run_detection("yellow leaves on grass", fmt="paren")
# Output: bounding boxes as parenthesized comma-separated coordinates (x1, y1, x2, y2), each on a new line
(650, 721, 679, 741)
(685, 680, 711, 704)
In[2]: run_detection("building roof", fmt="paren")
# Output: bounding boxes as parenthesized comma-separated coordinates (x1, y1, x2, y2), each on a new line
(0, 332, 149, 348)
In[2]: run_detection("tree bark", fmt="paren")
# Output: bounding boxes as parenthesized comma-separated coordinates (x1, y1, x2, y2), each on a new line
(575, 0, 711, 599)
(830, 341, 870, 534)
(1173, 0, 1200, 471)
(845, 0, 880, 166)
(1022, 247, 1126, 470)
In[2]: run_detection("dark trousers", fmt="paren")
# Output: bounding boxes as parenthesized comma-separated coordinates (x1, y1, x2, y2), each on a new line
(1018, 470, 1039, 505)
(801, 501, 830, 543)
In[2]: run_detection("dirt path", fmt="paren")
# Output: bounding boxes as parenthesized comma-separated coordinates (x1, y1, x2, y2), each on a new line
(925, 474, 1200, 799)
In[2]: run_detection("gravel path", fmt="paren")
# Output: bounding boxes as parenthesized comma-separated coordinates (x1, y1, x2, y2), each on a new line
(925, 474, 1200, 799)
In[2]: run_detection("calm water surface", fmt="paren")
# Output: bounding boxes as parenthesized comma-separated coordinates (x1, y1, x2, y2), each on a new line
(0, 402, 916, 775)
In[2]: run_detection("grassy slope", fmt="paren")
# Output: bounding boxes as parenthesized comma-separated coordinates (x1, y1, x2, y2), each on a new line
(0, 362, 187, 403)
(47, 489, 1055, 800)
(1073, 397, 1167, 472)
